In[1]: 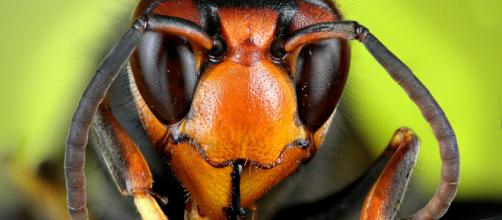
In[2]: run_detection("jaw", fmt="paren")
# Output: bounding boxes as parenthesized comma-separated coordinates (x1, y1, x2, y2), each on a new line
(165, 140, 315, 220)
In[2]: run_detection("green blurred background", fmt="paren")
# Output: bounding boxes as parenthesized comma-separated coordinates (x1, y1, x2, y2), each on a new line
(0, 0, 501, 219)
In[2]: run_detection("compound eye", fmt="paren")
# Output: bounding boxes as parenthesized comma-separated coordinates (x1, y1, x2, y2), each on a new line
(133, 31, 198, 124)
(294, 39, 349, 131)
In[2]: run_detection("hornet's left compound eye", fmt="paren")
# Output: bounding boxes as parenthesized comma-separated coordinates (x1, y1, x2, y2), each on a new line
(294, 39, 350, 131)
(133, 31, 199, 124)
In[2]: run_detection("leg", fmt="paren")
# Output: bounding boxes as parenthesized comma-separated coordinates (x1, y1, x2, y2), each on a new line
(360, 128, 419, 220)
(134, 193, 168, 220)
(285, 22, 459, 219)
(271, 128, 417, 220)
(91, 99, 167, 220)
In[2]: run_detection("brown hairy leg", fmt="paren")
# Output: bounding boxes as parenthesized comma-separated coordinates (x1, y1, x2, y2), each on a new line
(91, 99, 167, 220)
(360, 128, 420, 220)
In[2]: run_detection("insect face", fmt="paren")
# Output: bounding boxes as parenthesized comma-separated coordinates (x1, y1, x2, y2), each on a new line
(130, 0, 349, 218)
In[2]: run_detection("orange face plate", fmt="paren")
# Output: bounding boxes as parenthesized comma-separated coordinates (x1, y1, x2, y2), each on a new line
(168, 8, 314, 219)
(132, 0, 343, 219)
